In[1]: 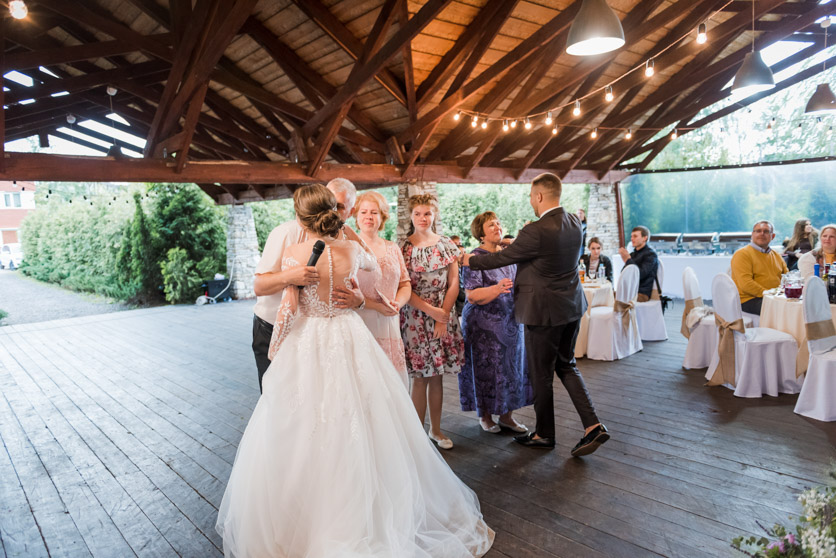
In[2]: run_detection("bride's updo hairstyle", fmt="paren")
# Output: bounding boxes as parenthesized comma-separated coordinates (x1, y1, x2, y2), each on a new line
(294, 184, 344, 238)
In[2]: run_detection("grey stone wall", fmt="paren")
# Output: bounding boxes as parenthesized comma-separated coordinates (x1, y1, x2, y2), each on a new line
(226, 205, 259, 299)
(586, 183, 621, 255)
(396, 180, 441, 244)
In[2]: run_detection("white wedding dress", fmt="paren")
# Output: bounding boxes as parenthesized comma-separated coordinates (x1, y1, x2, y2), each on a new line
(216, 238, 494, 558)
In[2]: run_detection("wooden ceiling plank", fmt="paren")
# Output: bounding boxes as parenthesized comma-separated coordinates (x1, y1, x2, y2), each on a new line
(302, 0, 452, 138)
(3, 37, 170, 71)
(415, 0, 505, 109)
(395, 2, 581, 146)
(398, 0, 417, 124)
(175, 83, 209, 172)
(290, 0, 407, 106)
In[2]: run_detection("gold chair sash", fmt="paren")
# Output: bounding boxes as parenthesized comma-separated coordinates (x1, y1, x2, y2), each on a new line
(807, 319, 836, 341)
(680, 296, 704, 339)
(707, 314, 746, 387)
(613, 300, 636, 334)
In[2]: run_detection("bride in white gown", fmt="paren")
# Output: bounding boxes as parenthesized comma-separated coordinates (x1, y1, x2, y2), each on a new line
(216, 185, 494, 558)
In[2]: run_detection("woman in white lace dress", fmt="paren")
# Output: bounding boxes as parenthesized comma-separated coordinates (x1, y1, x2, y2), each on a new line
(216, 185, 493, 558)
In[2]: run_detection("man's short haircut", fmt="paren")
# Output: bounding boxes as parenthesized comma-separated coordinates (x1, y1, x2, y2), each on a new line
(449, 235, 461, 242)
(753, 220, 774, 234)
(632, 226, 651, 241)
(325, 177, 357, 210)
(531, 172, 562, 199)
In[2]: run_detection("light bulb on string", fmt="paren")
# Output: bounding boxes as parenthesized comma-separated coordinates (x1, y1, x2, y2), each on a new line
(524, 117, 532, 130)
(590, 128, 598, 139)
(453, 110, 461, 121)
(696, 22, 707, 44)
(605, 85, 614, 102)
(573, 100, 581, 117)
(502, 120, 509, 132)
(471, 115, 478, 128)
(625, 129, 632, 140)
(9, 0, 28, 19)
(671, 129, 678, 140)
(545, 111, 553, 125)
(481, 119, 488, 129)
(645, 59, 654, 77)
(510, 119, 517, 129)
(551, 125, 558, 135)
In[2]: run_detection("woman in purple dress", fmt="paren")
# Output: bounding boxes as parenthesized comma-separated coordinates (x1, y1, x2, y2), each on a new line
(459, 212, 533, 433)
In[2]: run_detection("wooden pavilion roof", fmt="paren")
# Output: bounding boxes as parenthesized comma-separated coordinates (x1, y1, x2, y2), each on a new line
(0, 0, 833, 203)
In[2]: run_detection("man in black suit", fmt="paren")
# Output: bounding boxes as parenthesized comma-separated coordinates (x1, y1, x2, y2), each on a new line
(463, 173, 609, 456)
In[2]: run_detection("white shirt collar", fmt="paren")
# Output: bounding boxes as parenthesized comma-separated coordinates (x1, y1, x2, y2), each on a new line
(748, 242, 772, 254)
(539, 206, 561, 218)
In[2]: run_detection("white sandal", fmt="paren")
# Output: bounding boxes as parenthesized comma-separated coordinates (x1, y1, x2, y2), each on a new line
(498, 419, 528, 433)
(428, 432, 453, 450)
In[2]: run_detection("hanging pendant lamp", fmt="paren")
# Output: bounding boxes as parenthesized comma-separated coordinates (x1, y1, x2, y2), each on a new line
(566, 0, 625, 56)
(731, 1, 774, 98)
(804, 20, 836, 115)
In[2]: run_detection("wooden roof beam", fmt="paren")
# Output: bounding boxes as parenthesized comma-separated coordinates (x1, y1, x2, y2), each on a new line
(398, 0, 416, 124)
(3, 36, 172, 71)
(289, 0, 407, 107)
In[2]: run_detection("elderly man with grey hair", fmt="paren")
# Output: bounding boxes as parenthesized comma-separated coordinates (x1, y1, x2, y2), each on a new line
(250, 178, 365, 391)
(730, 220, 788, 315)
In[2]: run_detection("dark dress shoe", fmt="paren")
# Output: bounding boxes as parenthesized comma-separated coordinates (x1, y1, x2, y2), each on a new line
(513, 432, 555, 449)
(571, 424, 610, 457)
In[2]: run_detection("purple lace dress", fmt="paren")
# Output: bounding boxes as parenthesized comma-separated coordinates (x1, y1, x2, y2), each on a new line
(458, 247, 533, 417)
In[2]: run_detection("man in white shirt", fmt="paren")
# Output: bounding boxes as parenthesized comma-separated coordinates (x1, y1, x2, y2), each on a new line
(251, 178, 365, 391)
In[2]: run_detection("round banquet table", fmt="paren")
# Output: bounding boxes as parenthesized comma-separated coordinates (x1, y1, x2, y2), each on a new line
(760, 293, 836, 375)
(575, 280, 615, 358)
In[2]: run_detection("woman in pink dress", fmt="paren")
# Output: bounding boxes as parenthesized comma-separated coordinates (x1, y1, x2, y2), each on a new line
(354, 191, 412, 387)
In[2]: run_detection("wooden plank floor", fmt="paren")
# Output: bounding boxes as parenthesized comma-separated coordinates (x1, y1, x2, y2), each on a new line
(1, 302, 834, 558)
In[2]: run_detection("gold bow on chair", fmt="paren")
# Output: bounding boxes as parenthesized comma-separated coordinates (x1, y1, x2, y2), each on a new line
(680, 296, 704, 339)
(707, 313, 746, 387)
(613, 300, 636, 334)
(806, 319, 836, 342)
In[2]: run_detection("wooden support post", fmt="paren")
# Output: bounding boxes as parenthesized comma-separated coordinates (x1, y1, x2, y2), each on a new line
(614, 181, 625, 249)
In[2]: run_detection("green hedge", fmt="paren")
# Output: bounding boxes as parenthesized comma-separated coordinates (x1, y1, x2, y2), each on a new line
(21, 183, 227, 304)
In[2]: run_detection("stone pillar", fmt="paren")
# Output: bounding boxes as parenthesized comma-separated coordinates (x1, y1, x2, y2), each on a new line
(586, 183, 621, 254)
(397, 180, 441, 244)
(226, 205, 259, 299)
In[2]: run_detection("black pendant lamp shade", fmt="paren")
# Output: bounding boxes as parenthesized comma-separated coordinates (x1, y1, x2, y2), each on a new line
(566, 0, 625, 56)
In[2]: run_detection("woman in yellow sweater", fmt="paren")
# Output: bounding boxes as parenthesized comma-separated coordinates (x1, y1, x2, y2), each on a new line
(730, 220, 788, 315)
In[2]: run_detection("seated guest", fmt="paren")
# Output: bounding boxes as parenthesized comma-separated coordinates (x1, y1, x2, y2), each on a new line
(730, 220, 788, 315)
(618, 226, 659, 302)
(581, 237, 613, 283)
(799, 224, 836, 279)
(783, 218, 818, 271)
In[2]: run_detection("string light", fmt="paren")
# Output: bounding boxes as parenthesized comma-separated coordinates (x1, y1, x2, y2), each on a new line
(625, 129, 632, 139)
(453, 110, 461, 121)
(590, 128, 598, 139)
(551, 125, 558, 135)
(502, 120, 509, 132)
(545, 111, 553, 125)
(573, 100, 581, 116)
(480, 119, 488, 129)
(605, 86, 614, 102)
(696, 22, 707, 44)
(524, 117, 532, 130)
(9, 0, 27, 19)
(671, 129, 678, 140)
(66, 114, 76, 124)
(510, 119, 517, 128)
(645, 59, 655, 77)
(471, 115, 478, 128)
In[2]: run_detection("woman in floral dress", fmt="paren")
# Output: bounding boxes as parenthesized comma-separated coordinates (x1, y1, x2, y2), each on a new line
(354, 191, 412, 388)
(458, 212, 533, 434)
(401, 194, 464, 450)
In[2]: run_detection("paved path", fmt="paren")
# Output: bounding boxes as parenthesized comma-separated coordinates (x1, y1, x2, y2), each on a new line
(0, 269, 133, 325)
(1, 303, 834, 557)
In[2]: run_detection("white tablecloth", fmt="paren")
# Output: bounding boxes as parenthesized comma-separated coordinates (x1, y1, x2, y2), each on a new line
(610, 253, 732, 299)
(760, 293, 836, 375)
(575, 281, 615, 358)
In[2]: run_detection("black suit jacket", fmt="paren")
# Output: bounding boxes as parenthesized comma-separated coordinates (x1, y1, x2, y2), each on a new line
(469, 207, 586, 326)
(581, 253, 614, 283)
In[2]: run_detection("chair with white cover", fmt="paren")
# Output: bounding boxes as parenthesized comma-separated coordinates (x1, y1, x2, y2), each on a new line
(587, 265, 643, 361)
(794, 277, 836, 421)
(681, 267, 717, 369)
(705, 274, 800, 397)
(635, 260, 668, 341)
